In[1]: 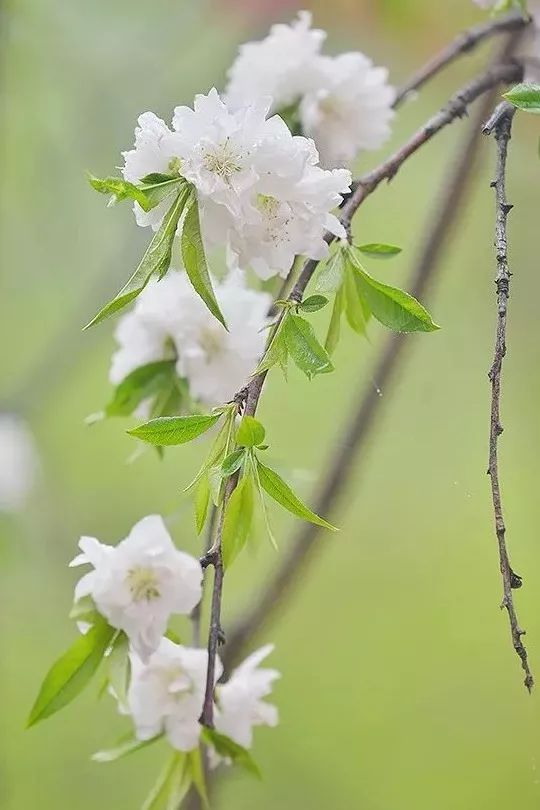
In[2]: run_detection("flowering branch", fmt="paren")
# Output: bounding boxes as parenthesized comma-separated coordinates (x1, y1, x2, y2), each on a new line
(200, 57, 523, 723)
(394, 8, 529, 108)
(222, 63, 507, 673)
(484, 105, 533, 692)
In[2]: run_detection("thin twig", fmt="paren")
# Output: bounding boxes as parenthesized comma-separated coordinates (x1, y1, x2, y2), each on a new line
(222, 76, 504, 672)
(393, 9, 528, 108)
(200, 59, 523, 726)
(485, 106, 533, 692)
(200, 477, 235, 727)
(191, 505, 218, 648)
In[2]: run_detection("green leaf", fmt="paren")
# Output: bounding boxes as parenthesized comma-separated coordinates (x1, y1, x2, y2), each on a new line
(105, 360, 176, 418)
(222, 473, 254, 569)
(184, 407, 236, 492)
(503, 83, 540, 114)
(107, 631, 130, 710)
(27, 618, 114, 727)
(356, 243, 402, 259)
(142, 753, 190, 810)
(194, 476, 210, 535)
(250, 451, 277, 550)
(140, 173, 178, 184)
(201, 728, 262, 779)
(325, 285, 345, 355)
(299, 295, 329, 313)
(315, 249, 345, 295)
(236, 415, 266, 448)
(92, 733, 162, 763)
(87, 174, 150, 210)
(138, 176, 185, 211)
(84, 189, 189, 329)
(344, 264, 370, 337)
(187, 748, 209, 809)
(181, 190, 226, 327)
(256, 459, 338, 532)
(254, 319, 288, 376)
(349, 250, 439, 333)
(221, 448, 246, 477)
(128, 412, 221, 446)
(282, 313, 333, 379)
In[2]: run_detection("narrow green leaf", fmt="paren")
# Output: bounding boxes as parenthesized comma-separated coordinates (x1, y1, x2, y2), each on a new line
(142, 753, 189, 810)
(84, 190, 189, 329)
(107, 631, 130, 710)
(181, 191, 226, 327)
(140, 173, 178, 184)
(105, 361, 176, 418)
(344, 264, 370, 337)
(503, 82, 540, 114)
(356, 243, 402, 259)
(27, 618, 115, 726)
(256, 459, 338, 532)
(349, 250, 439, 333)
(250, 452, 277, 550)
(184, 408, 235, 492)
(283, 313, 333, 379)
(222, 473, 254, 569)
(221, 448, 246, 477)
(128, 413, 221, 446)
(138, 177, 185, 211)
(254, 319, 288, 376)
(88, 174, 150, 210)
(92, 733, 162, 763)
(194, 476, 210, 535)
(201, 728, 262, 779)
(236, 416, 266, 448)
(187, 748, 209, 809)
(325, 285, 345, 355)
(299, 295, 329, 313)
(314, 249, 345, 295)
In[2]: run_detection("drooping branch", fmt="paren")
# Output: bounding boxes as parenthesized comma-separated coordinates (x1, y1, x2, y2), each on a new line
(484, 106, 533, 692)
(222, 73, 505, 672)
(393, 9, 529, 108)
(200, 58, 524, 729)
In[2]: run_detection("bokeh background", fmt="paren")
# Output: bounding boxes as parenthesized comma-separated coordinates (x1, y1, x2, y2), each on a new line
(2, 0, 540, 808)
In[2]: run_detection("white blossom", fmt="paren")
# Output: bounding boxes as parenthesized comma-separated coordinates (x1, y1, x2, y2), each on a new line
(127, 638, 221, 751)
(119, 88, 350, 279)
(225, 12, 394, 170)
(300, 53, 395, 169)
(225, 11, 325, 112)
(122, 112, 180, 231)
(70, 515, 202, 660)
(214, 644, 279, 749)
(227, 135, 351, 278)
(0, 413, 38, 513)
(110, 269, 271, 407)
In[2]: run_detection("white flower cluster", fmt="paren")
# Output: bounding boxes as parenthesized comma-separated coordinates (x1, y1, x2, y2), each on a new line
(71, 515, 278, 753)
(225, 11, 395, 169)
(122, 89, 351, 280)
(110, 270, 271, 409)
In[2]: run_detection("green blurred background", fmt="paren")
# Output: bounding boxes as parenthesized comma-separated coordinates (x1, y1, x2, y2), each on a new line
(2, 0, 540, 807)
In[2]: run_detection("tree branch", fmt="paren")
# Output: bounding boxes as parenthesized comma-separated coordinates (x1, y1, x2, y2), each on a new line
(199, 58, 523, 728)
(393, 9, 529, 108)
(485, 106, 533, 692)
(222, 62, 510, 673)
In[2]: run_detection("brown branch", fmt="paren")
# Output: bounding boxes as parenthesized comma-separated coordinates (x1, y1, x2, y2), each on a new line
(223, 63, 510, 673)
(190, 505, 218, 648)
(393, 9, 529, 109)
(485, 106, 533, 692)
(199, 59, 523, 728)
